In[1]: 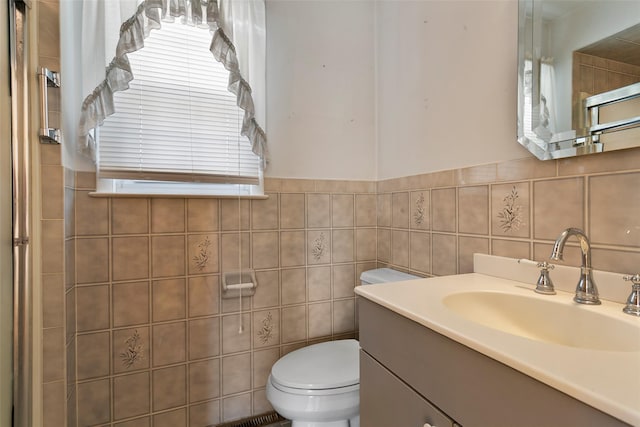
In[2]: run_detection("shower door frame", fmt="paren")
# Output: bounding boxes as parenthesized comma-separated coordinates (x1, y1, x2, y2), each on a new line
(1, 1, 14, 426)
(8, 1, 36, 426)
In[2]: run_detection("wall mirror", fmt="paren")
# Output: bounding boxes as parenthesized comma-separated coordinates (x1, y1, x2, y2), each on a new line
(517, 0, 640, 160)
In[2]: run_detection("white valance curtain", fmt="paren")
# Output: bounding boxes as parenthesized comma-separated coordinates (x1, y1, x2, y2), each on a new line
(69, 0, 267, 167)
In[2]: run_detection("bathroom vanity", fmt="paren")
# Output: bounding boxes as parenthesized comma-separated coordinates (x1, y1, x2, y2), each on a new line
(356, 256, 639, 427)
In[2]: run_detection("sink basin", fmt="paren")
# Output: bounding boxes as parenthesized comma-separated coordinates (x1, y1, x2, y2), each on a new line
(443, 291, 640, 352)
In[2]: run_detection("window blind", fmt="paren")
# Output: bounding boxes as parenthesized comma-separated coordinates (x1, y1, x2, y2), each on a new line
(98, 20, 260, 185)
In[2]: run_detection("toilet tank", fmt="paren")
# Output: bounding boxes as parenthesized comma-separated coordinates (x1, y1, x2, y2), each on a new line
(359, 268, 420, 285)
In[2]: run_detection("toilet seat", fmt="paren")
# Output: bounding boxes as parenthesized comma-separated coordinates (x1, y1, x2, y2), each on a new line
(270, 339, 359, 393)
(269, 375, 360, 396)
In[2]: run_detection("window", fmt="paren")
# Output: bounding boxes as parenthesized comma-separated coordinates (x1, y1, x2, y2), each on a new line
(97, 20, 262, 196)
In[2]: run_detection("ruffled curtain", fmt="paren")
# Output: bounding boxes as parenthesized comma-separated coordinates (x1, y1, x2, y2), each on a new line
(71, 0, 267, 167)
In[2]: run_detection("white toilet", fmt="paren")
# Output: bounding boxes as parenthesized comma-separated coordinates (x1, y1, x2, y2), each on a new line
(266, 268, 420, 427)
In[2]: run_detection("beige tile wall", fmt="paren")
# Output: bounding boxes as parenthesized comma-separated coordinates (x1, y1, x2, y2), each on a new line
(62, 177, 375, 426)
(44, 148, 640, 427)
(377, 148, 640, 278)
(37, 0, 69, 425)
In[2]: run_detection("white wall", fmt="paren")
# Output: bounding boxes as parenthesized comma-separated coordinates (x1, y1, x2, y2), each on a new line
(266, 0, 377, 180)
(376, 0, 526, 179)
(266, 0, 527, 180)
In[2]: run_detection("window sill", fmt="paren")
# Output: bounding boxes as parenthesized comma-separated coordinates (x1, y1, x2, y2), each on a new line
(89, 192, 269, 200)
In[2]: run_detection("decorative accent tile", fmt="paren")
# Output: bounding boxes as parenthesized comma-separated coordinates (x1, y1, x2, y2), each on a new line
(257, 311, 275, 345)
(497, 185, 524, 233)
(193, 236, 213, 271)
(492, 182, 530, 238)
(114, 327, 149, 374)
(253, 309, 280, 349)
(311, 232, 327, 261)
(120, 329, 144, 369)
(307, 230, 330, 265)
(413, 192, 427, 227)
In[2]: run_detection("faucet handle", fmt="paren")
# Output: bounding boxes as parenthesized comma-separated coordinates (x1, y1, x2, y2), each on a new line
(518, 258, 555, 270)
(622, 275, 640, 316)
(518, 259, 556, 295)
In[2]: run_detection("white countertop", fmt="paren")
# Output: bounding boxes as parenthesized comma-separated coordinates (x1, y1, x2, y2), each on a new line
(355, 272, 640, 426)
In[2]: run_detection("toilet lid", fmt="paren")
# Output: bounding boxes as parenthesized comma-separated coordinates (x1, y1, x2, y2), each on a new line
(271, 339, 359, 390)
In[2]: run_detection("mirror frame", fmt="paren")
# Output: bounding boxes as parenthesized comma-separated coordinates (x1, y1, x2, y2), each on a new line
(517, 0, 640, 160)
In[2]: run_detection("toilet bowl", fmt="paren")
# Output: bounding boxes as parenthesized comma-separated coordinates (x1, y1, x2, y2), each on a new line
(266, 339, 360, 427)
(266, 268, 420, 427)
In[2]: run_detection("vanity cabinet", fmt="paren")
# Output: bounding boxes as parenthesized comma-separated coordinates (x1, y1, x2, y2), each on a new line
(360, 350, 455, 427)
(358, 297, 630, 427)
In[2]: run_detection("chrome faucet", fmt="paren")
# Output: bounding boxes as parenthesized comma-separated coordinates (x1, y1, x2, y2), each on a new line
(549, 228, 601, 305)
